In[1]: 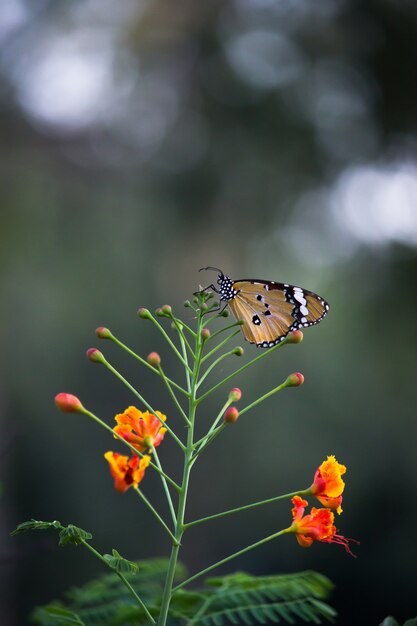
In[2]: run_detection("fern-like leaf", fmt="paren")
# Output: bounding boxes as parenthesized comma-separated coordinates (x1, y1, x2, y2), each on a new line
(102, 549, 139, 575)
(192, 598, 335, 626)
(31, 558, 186, 626)
(170, 570, 336, 626)
(30, 605, 85, 625)
(32, 562, 335, 626)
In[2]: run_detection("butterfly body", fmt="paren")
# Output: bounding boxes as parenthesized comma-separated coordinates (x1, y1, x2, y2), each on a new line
(202, 268, 329, 348)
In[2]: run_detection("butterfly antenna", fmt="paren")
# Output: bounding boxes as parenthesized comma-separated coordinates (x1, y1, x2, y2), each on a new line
(199, 266, 224, 277)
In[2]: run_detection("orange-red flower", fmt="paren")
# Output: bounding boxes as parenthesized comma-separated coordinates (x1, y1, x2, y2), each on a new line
(288, 496, 356, 555)
(309, 455, 346, 514)
(113, 406, 167, 453)
(104, 451, 150, 493)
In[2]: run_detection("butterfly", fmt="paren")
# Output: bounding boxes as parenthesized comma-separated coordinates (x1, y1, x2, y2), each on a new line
(199, 267, 330, 348)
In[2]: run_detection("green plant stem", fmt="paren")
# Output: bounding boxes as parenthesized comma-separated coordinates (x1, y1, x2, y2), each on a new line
(157, 365, 190, 425)
(171, 313, 197, 338)
(200, 306, 228, 326)
(83, 409, 180, 492)
(178, 323, 192, 394)
(134, 488, 178, 544)
(102, 357, 186, 451)
(187, 594, 214, 626)
(184, 489, 310, 529)
(172, 529, 288, 592)
(184, 301, 199, 315)
(196, 350, 237, 389)
(152, 447, 177, 526)
(81, 539, 155, 624)
(156, 311, 205, 626)
(198, 340, 286, 403)
(201, 329, 241, 364)
(110, 335, 188, 396)
(190, 422, 227, 464)
(169, 315, 195, 357)
(238, 380, 289, 417)
(193, 398, 231, 451)
(209, 320, 244, 340)
(149, 315, 193, 374)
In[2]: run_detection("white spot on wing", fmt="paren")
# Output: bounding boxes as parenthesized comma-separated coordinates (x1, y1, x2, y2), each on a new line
(294, 291, 307, 306)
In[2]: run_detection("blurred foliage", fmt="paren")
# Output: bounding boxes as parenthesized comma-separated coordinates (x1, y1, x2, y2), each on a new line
(30, 556, 336, 626)
(1, 0, 417, 625)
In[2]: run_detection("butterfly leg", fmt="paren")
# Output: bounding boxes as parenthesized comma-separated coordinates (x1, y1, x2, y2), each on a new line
(213, 301, 228, 313)
(193, 283, 219, 296)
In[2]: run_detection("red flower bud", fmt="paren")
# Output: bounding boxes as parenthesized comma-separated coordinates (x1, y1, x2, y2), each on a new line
(285, 330, 304, 344)
(155, 307, 163, 317)
(147, 352, 161, 367)
(137, 308, 152, 319)
(201, 328, 211, 341)
(55, 393, 85, 414)
(95, 326, 112, 339)
(86, 348, 105, 364)
(224, 406, 239, 423)
(285, 372, 305, 387)
(228, 388, 242, 402)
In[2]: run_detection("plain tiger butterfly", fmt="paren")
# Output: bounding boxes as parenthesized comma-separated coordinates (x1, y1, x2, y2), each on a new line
(199, 267, 330, 348)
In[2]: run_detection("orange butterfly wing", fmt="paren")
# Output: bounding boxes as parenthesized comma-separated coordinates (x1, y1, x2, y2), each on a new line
(228, 280, 329, 347)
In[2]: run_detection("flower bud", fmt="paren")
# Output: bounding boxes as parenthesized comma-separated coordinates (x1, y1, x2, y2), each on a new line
(232, 347, 244, 356)
(201, 328, 211, 341)
(95, 326, 113, 340)
(220, 308, 229, 317)
(200, 303, 208, 312)
(184, 300, 191, 308)
(147, 352, 161, 367)
(228, 388, 242, 402)
(155, 307, 164, 317)
(285, 372, 305, 387)
(162, 304, 172, 316)
(224, 406, 239, 423)
(137, 308, 152, 319)
(86, 348, 105, 364)
(55, 393, 85, 414)
(285, 330, 304, 344)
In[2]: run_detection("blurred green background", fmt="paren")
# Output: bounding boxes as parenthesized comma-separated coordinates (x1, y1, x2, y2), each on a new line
(1, 0, 417, 624)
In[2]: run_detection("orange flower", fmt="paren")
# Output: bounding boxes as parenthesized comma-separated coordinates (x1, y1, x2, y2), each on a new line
(104, 451, 150, 493)
(288, 496, 356, 556)
(309, 455, 346, 514)
(113, 406, 167, 453)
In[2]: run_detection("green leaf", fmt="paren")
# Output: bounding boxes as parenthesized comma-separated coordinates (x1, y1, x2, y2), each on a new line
(225, 609, 240, 625)
(379, 619, 400, 626)
(58, 525, 92, 547)
(32, 558, 185, 626)
(31, 604, 86, 625)
(171, 570, 336, 626)
(10, 520, 93, 550)
(261, 605, 280, 623)
(10, 519, 63, 536)
(102, 549, 139, 575)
